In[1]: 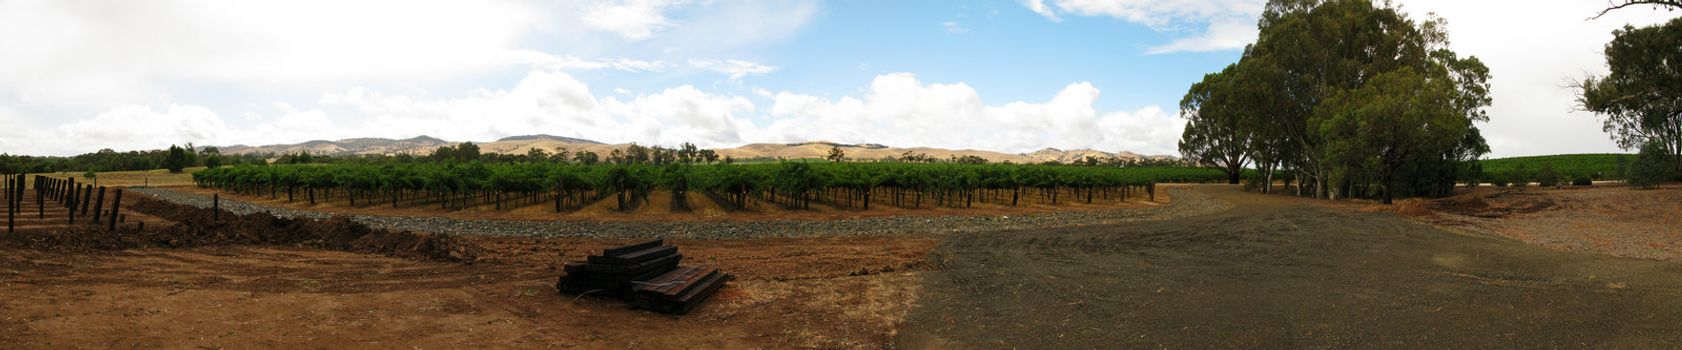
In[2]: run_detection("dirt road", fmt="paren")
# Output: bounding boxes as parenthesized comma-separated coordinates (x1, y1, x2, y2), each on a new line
(897, 185, 1682, 348)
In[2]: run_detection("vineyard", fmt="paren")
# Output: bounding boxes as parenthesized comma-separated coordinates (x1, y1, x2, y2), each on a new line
(190, 162, 1229, 213)
(1480, 154, 1632, 181)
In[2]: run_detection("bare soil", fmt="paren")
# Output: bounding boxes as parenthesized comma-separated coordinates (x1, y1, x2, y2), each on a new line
(1414, 184, 1682, 260)
(898, 185, 1682, 348)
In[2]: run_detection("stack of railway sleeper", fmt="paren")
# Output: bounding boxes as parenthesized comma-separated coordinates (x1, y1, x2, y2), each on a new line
(629, 265, 732, 315)
(555, 239, 683, 297)
(555, 238, 732, 314)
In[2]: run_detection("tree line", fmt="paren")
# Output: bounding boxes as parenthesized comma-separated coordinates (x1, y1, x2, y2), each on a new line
(1178, 0, 1493, 204)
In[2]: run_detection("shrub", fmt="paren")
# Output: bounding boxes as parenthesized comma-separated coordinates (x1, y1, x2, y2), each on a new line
(1630, 140, 1676, 189)
(1537, 164, 1560, 187)
(1571, 175, 1593, 186)
(1493, 179, 1509, 187)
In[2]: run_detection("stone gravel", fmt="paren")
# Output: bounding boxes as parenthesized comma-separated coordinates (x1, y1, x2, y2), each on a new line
(130, 187, 1231, 240)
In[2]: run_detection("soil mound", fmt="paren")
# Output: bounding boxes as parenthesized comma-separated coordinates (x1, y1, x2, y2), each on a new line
(1, 197, 481, 262)
(1429, 190, 1556, 218)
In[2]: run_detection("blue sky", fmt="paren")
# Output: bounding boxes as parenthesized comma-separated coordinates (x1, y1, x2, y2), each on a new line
(0, 0, 1675, 157)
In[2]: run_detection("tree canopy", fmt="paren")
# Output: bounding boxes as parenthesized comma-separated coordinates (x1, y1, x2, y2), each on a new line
(1175, 0, 1492, 203)
(1579, 17, 1682, 175)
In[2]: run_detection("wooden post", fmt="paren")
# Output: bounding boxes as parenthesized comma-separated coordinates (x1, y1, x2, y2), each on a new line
(67, 181, 76, 223)
(37, 177, 45, 220)
(108, 189, 122, 231)
(213, 193, 219, 221)
(91, 186, 105, 224)
(80, 184, 92, 216)
(6, 174, 13, 233)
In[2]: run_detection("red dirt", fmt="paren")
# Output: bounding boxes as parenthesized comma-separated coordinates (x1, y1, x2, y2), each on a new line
(2, 197, 480, 262)
(0, 197, 940, 348)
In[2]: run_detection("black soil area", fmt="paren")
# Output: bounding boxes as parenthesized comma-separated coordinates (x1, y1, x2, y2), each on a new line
(896, 186, 1682, 348)
(0, 197, 481, 262)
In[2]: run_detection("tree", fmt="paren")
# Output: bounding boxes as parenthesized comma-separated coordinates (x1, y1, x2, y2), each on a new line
(1595, 0, 1682, 18)
(165, 145, 189, 173)
(83, 170, 98, 187)
(1579, 17, 1682, 174)
(827, 146, 847, 162)
(1178, 65, 1251, 184)
(203, 146, 223, 169)
(1537, 163, 1560, 188)
(525, 147, 549, 162)
(1630, 140, 1676, 188)
(1178, 0, 1491, 201)
(573, 150, 600, 165)
(456, 142, 481, 162)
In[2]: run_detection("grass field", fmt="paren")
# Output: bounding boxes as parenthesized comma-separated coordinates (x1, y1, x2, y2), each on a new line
(26, 167, 201, 188)
(1480, 154, 1632, 180)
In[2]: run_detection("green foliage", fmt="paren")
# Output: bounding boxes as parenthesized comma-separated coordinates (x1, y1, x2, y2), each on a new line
(203, 146, 223, 169)
(1177, 65, 1251, 185)
(1176, 0, 1491, 203)
(1572, 175, 1593, 186)
(192, 161, 1232, 211)
(1579, 16, 1682, 176)
(165, 145, 189, 173)
(1537, 164, 1560, 187)
(1630, 141, 1676, 189)
(1480, 154, 1631, 181)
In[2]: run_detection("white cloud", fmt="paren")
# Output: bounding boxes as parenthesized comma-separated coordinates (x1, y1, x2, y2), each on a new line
(499, 50, 671, 72)
(943, 21, 971, 33)
(1022, 0, 1061, 22)
(759, 73, 1181, 154)
(581, 0, 690, 41)
(1145, 17, 1258, 54)
(319, 70, 757, 148)
(1391, 0, 1676, 157)
(0, 0, 540, 105)
(688, 59, 778, 80)
(1023, 0, 1263, 54)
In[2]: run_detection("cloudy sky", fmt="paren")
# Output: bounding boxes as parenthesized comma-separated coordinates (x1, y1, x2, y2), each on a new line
(0, 0, 1675, 157)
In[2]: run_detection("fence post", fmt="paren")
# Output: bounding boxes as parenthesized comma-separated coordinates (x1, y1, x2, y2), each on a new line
(80, 184, 92, 216)
(108, 189, 122, 232)
(67, 181, 76, 224)
(91, 186, 106, 224)
(37, 176, 45, 219)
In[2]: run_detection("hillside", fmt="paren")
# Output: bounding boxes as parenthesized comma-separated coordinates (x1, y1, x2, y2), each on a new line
(216, 135, 1177, 164)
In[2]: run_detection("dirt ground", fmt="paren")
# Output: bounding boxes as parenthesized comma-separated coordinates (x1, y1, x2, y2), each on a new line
(0, 234, 936, 349)
(1410, 184, 1682, 260)
(898, 185, 1682, 348)
(8, 184, 1682, 349)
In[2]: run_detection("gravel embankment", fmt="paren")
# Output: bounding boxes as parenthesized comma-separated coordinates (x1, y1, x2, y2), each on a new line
(130, 187, 1231, 239)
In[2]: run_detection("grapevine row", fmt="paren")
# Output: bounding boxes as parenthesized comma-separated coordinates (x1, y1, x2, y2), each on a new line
(191, 162, 1229, 212)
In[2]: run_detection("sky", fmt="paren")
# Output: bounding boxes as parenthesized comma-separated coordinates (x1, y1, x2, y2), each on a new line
(0, 0, 1676, 158)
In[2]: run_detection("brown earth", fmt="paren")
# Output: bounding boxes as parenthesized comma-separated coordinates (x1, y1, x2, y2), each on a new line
(898, 185, 1682, 348)
(0, 197, 939, 348)
(1413, 184, 1682, 260)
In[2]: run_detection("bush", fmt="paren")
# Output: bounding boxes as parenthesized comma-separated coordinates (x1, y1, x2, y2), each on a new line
(1571, 175, 1593, 186)
(1630, 140, 1676, 189)
(1493, 179, 1509, 187)
(1537, 164, 1560, 187)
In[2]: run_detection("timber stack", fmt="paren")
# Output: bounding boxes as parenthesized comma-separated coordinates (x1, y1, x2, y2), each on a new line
(555, 239, 731, 314)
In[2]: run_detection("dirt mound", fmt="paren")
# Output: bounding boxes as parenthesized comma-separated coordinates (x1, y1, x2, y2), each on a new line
(1, 197, 481, 262)
(1428, 190, 1556, 218)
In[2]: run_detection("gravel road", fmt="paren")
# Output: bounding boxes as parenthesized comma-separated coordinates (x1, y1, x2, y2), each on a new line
(130, 187, 1231, 239)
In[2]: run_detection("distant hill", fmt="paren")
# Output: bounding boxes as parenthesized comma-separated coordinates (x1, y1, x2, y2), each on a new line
(217, 134, 1176, 164)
